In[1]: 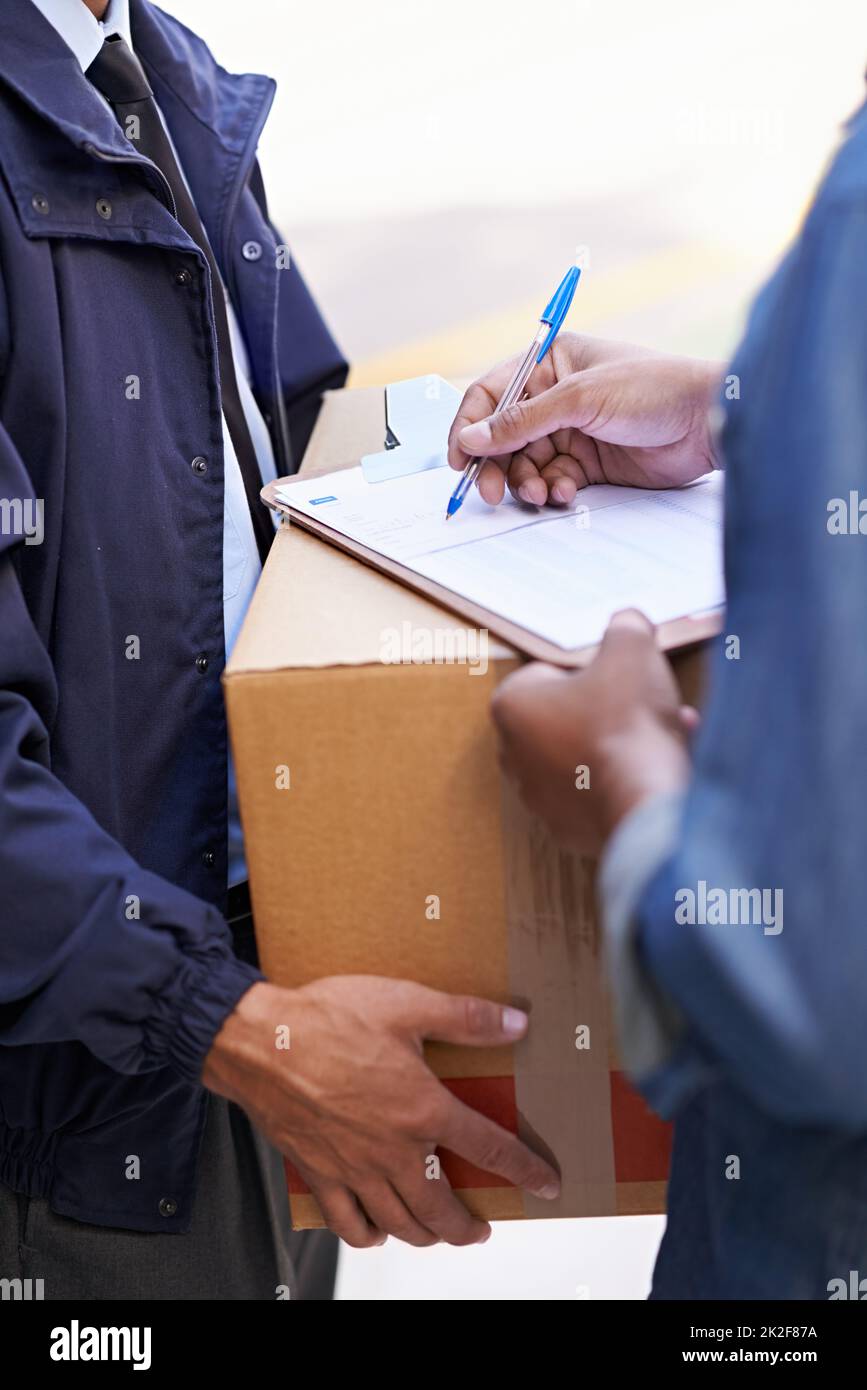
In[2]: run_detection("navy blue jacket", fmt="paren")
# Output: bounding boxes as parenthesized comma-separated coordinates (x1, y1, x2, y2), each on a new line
(0, 0, 346, 1231)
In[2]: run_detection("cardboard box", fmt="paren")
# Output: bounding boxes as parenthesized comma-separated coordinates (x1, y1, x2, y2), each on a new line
(225, 385, 704, 1227)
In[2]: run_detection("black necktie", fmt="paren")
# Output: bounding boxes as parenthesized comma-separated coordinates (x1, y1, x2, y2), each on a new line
(87, 34, 274, 565)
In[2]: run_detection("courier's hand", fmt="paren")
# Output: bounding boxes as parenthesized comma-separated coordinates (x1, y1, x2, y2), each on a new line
(202, 975, 560, 1248)
(447, 332, 721, 506)
(491, 610, 694, 855)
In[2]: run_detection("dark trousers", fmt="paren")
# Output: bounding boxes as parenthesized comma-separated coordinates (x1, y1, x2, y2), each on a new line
(0, 1093, 338, 1301)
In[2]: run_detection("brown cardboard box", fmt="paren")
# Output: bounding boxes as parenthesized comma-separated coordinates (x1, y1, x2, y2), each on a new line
(225, 385, 702, 1228)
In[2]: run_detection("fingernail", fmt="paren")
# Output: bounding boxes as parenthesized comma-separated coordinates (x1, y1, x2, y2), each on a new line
(501, 1005, 528, 1038)
(479, 1226, 493, 1243)
(459, 419, 493, 450)
(519, 481, 547, 505)
(535, 1182, 561, 1201)
(551, 483, 571, 504)
(610, 608, 651, 633)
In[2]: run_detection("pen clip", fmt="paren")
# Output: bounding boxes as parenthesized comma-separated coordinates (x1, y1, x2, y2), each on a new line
(537, 264, 581, 362)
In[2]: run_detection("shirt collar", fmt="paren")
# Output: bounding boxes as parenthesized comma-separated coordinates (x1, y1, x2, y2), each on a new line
(28, 0, 132, 72)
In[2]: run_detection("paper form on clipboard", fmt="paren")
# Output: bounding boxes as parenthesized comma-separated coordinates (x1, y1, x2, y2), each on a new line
(275, 460, 724, 655)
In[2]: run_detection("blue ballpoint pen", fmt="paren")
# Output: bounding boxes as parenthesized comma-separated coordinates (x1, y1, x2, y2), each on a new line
(445, 249, 586, 520)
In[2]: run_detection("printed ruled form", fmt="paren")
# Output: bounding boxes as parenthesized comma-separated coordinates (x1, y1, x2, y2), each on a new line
(276, 464, 724, 651)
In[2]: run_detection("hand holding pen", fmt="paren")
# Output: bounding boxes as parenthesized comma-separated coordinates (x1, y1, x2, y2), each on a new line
(445, 249, 586, 520)
(447, 318, 722, 507)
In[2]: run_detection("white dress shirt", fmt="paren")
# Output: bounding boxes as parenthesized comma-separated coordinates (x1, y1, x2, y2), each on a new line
(29, 0, 277, 886)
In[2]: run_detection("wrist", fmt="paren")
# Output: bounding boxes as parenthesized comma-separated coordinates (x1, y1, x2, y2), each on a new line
(201, 979, 298, 1098)
(595, 731, 690, 848)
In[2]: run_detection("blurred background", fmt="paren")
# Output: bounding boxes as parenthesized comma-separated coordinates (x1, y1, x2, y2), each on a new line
(166, 0, 865, 1298)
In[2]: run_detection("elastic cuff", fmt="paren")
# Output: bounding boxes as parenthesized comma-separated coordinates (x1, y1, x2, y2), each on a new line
(152, 949, 263, 1083)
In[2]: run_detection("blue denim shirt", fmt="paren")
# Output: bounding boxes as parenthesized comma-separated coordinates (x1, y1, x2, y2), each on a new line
(601, 93, 867, 1298)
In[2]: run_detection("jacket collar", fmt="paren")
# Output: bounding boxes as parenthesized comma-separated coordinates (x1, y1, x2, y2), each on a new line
(0, 0, 129, 161)
(130, 1, 275, 161)
(130, 1, 275, 269)
(0, 0, 275, 259)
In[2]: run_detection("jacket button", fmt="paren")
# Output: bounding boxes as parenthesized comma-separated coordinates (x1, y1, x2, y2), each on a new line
(242, 240, 262, 262)
(202, 850, 216, 869)
(31, 194, 50, 215)
(195, 653, 209, 673)
(191, 455, 208, 475)
(158, 1197, 178, 1218)
(174, 268, 192, 286)
(96, 198, 113, 220)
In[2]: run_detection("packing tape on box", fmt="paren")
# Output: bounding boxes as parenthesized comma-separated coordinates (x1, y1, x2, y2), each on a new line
(498, 776, 617, 1217)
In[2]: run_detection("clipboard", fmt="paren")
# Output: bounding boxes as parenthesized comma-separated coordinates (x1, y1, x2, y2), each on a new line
(261, 474, 723, 670)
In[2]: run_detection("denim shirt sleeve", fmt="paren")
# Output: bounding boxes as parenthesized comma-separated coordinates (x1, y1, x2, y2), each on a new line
(614, 132, 867, 1131)
(599, 792, 715, 1109)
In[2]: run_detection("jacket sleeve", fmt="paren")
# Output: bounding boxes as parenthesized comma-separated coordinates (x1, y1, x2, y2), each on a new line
(0, 423, 261, 1081)
(614, 193, 867, 1131)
